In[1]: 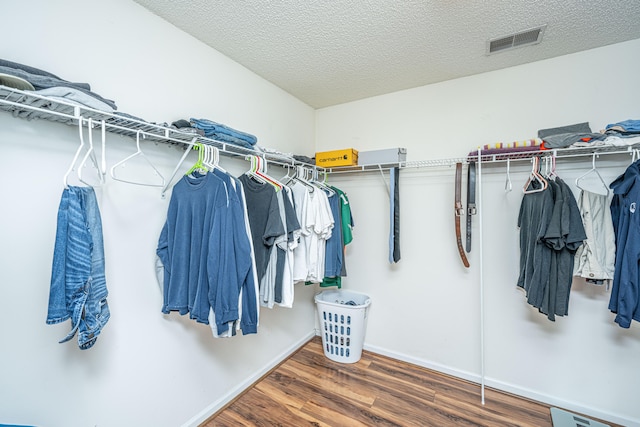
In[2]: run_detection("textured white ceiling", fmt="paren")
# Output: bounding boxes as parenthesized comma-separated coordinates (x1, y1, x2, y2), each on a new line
(133, 0, 640, 109)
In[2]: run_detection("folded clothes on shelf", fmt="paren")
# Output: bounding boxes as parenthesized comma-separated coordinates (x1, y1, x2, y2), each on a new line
(537, 121, 607, 149)
(293, 155, 315, 165)
(541, 132, 607, 149)
(0, 58, 117, 111)
(606, 119, 640, 134)
(36, 87, 115, 113)
(0, 72, 35, 90)
(190, 117, 257, 149)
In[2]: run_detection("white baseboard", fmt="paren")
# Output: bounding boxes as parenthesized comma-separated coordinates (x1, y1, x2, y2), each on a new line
(363, 342, 639, 427)
(182, 334, 638, 427)
(181, 331, 316, 427)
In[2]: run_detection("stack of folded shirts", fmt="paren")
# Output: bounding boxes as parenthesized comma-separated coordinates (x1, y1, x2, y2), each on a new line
(597, 119, 640, 147)
(538, 122, 606, 149)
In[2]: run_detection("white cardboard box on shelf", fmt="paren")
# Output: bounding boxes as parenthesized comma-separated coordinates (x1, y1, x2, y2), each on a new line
(357, 148, 407, 165)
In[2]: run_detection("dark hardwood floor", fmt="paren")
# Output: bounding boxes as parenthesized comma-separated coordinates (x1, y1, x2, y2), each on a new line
(202, 337, 620, 427)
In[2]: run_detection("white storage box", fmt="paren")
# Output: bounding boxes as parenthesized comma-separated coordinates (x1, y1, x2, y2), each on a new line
(315, 289, 371, 363)
(357, 148, 407, 165)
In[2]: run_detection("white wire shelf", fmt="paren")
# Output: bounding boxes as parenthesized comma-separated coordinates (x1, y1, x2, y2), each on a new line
(327, 144, 640, 174)
(2, 85, 639, 173)
(0, 86, 307, 169)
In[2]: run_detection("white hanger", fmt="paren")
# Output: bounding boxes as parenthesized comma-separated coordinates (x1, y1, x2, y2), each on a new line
(202, 144, 212, 170)
(546, 152, 558, 180)
(110, 130, 165, 187)
(293, 165, 315, 192)
(77, 118, 105, 186)
(576, 153, 609, 196)
(160, 137, 198, 199)
(522, 156, 548, 194)
(255, 156, 283, 189)
(213, 147, 227, 174)
(203, 144, 226, 174)
(311, 167, 336, 196)
(100, 120, 107, 177)
(63, 116, 89, 188)
(504, 158, 512, 193)
(281, 164, 294, 185)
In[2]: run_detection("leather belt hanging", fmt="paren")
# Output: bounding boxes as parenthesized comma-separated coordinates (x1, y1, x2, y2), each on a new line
(466, 161, 477, 253)
(455, 163, 470, 268)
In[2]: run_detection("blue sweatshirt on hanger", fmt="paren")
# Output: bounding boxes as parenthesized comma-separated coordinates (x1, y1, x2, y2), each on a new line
(157, 172, 239, 330)
(212, 169, 258, 335)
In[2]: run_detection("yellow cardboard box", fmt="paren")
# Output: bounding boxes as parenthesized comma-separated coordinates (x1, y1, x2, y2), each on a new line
(315, 148, 359, 167)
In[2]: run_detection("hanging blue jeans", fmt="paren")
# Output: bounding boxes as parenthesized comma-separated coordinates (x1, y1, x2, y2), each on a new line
(47, 186, 109, 350)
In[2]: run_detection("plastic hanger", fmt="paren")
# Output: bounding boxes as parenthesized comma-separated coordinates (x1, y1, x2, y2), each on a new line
(63, 116, 89, 188)
(281, 164, 294, 185)
(576, 153, 609, 196)
(160, 137, 198, 199)
(244, 156, 266, 184)
(110, 130, 165, 187)
(545, 153, 558, 181)
(504, 158, 512, 193)
(202, 144, 214, 170)
(311, 168, 336, 196)
(202, 144, 227, 174)
(522, 156, 548, 194)
(186, 143, 208, 176)
(256, 156, 283, 190)
(292, 165, 315, 192)
(100, 120, 107, 177)
(77, 118, 105, 186)
(245, 155, 281, 189)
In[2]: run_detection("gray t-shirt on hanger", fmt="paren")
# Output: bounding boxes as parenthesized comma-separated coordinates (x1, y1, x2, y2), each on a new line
(238, 174, 285, 284)
(517, 181, 554, 307)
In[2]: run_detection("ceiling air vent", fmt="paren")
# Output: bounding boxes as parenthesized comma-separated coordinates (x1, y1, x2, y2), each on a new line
(487, 25, 546, 54)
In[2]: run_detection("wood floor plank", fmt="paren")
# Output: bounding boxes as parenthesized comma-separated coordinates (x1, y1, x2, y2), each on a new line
(280, 359, 377, 406)
(328, 362, 438, 409)
(370, 388, 489, 427)
(367, 358, 479, 399)
(223, 388, 321, 426)
(298, 400, 374, 427)
(201, 337, 623, 427)
(254, 374, 307, 410)
(472, 388, 555, 423)
(433, 393, 543, 427)
(209, 409, 253, 426)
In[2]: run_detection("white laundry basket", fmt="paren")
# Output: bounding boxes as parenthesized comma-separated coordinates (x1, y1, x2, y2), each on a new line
(315, 289, 371, 363)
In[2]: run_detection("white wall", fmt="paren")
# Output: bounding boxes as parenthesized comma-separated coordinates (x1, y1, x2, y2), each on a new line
(316, 38, 640, 426)
(3, 1, 639, 425)
(0, 1, 317, 427)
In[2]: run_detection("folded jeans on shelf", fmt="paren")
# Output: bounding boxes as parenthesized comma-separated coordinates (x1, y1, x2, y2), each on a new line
(190, 118, 257, 146)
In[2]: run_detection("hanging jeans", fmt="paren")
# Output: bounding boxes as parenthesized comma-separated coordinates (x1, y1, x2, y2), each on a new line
(47, 186, 109, 350)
